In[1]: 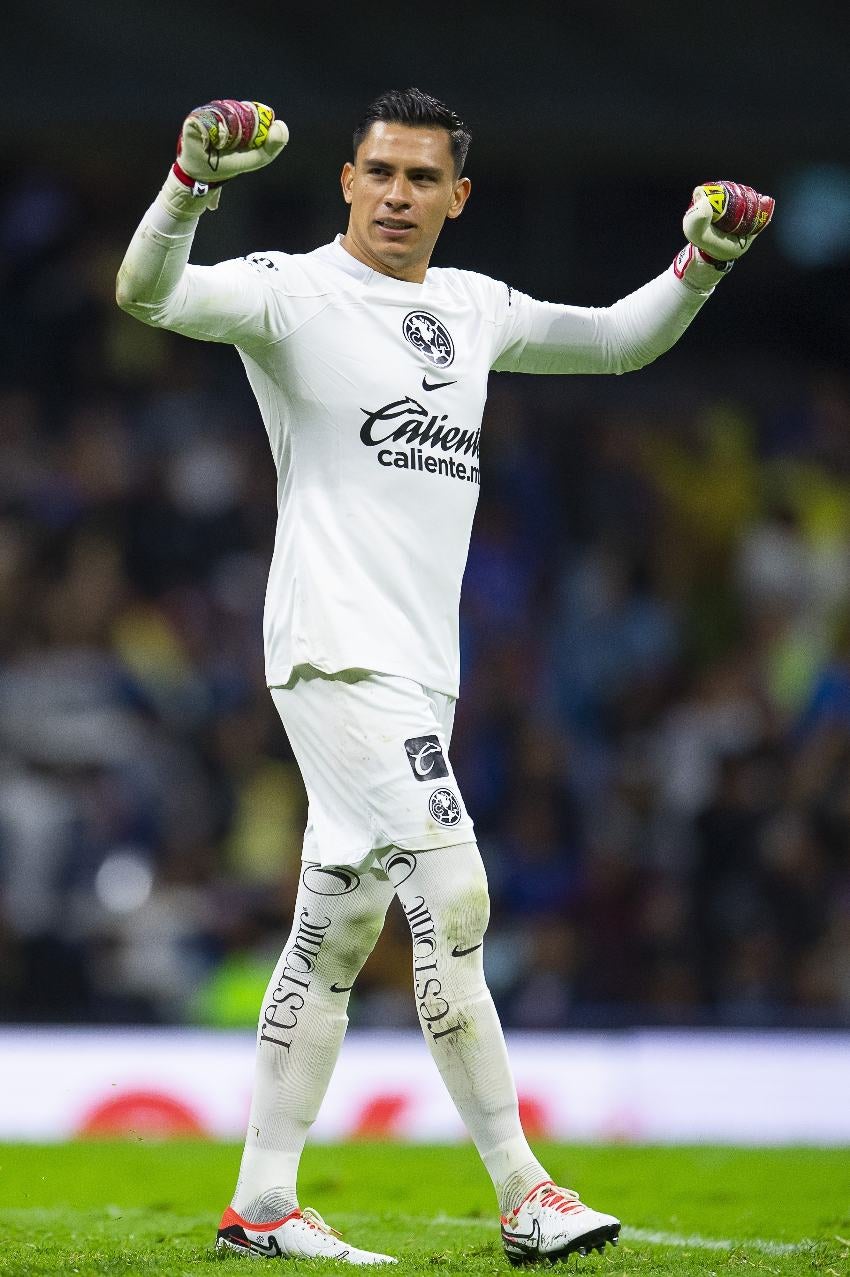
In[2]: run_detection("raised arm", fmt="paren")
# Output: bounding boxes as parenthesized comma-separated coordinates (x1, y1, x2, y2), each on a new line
(115, 100, 289, 346)
(492, 180, 774, 376)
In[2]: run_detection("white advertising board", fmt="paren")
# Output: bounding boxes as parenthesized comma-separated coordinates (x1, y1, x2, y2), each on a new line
(0, 1028, 847, 1144)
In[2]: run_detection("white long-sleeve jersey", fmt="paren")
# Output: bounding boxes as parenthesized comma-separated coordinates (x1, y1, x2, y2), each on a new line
(118, 209, 713, 696)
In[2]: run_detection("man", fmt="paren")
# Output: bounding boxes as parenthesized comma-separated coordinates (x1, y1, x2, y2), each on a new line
(116, 88, 772, 1266)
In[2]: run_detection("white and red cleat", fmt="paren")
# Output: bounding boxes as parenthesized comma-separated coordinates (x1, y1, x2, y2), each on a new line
(500, 1180, 620, 1265)
(216, 1204, 396, 1264)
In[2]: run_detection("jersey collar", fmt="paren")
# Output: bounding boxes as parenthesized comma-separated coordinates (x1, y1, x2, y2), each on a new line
(321, 235, 427, 292)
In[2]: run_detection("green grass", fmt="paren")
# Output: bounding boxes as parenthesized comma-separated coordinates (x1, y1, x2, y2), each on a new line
(0, 1142, 847, 1275)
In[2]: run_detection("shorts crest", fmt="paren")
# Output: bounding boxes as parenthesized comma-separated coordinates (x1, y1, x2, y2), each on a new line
(429, 788, 461, 827)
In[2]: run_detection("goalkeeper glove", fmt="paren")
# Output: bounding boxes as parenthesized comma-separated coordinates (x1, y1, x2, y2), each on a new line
(676, 180, 774, 291)
(160, 99, 289, 218)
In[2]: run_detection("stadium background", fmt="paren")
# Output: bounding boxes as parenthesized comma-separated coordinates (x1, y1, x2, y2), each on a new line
(1, 2, 849, 1126)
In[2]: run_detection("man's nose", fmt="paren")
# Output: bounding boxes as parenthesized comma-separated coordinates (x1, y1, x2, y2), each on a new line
(384, 178, 411, 206)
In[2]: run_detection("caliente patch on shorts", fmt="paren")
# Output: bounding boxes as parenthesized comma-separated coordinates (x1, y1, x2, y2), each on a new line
(404, 734, 449, 782)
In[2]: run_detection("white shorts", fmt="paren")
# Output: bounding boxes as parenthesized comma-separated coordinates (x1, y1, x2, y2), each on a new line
(270, 667, 475, 868)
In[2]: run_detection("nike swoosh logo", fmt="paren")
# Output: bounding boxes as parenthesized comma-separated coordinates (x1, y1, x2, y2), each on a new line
(501, 1217, 541, 1255)
(247, 1234, 282, 1256)
(451, 942, 482, 958)
(330, 982, 353, 992)
(422, 377, 457, 391)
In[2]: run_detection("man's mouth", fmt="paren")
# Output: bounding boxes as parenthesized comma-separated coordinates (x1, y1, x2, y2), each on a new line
(375, 218, 416, 237)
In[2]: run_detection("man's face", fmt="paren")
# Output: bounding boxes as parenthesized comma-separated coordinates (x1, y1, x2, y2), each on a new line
(340, 122, 471, 282)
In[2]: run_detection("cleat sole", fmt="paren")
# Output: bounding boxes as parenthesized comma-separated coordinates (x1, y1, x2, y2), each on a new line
(504, 1224, 620, 1265)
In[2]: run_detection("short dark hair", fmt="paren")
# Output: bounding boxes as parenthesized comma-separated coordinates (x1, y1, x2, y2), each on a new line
(352, 87, 471, 177)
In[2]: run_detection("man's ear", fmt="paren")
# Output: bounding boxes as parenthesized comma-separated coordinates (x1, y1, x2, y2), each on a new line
(341, 161, 355, 206)
(446, 176, 472, 221)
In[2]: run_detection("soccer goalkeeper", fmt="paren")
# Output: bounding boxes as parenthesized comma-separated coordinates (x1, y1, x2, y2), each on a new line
(116, 89, 773, 1266)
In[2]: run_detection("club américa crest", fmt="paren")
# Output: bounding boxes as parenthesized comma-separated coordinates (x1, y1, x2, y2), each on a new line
(429, 788, 461, 827)
(403, 311, 454, 368)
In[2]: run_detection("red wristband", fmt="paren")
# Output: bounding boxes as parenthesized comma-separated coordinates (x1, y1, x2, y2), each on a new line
(171, 161, 222, 196)
(673, 244, 734, 281)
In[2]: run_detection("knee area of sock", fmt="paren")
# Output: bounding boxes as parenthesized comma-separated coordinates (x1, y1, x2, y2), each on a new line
(440, 872, 491, 950)
(323, 909, 384, 972)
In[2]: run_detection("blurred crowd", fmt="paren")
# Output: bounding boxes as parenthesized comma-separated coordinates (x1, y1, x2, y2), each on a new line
(1, 163, 849, 1032)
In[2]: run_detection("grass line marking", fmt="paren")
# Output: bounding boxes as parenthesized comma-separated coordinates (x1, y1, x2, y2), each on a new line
(622, 1227, 813, 1256)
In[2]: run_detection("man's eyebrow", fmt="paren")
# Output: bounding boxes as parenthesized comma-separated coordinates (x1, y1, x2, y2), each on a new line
(361, 157, 446, 178)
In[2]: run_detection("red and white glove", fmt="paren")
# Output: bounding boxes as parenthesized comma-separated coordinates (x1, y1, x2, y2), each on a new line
(675, 180, 775, 291)
(161, 99, 289, 218)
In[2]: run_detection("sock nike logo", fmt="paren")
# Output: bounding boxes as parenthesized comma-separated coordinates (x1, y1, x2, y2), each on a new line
(451, 942, 482, 957)
(330, 982, 353, 992)
(422, 376, 457, 391)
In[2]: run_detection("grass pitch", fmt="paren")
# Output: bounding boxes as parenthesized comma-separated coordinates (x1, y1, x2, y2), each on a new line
(0, 1141, 847, 1275)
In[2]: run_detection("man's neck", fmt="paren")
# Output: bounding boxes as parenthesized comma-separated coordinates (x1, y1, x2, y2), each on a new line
(339, 231, 427, 284)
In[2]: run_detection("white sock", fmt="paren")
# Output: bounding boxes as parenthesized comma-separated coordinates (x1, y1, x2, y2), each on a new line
(232, 862, 394, 1222)
(383, 842, 549, 1215)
